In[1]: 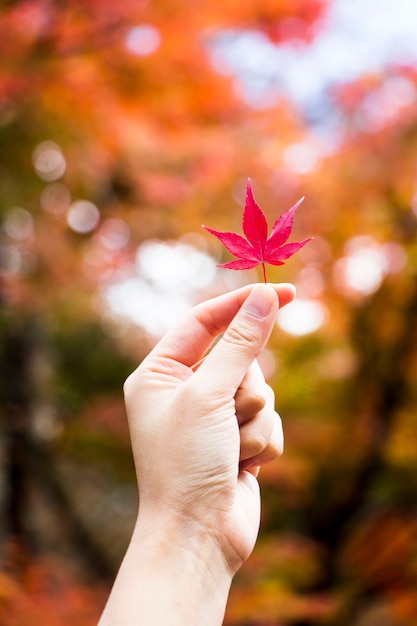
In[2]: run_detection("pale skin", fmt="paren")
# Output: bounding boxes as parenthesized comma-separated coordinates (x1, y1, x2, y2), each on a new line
(98, 282, 296, 626)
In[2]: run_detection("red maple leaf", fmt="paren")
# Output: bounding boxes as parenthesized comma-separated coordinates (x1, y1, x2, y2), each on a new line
(203, 179, 312, 283)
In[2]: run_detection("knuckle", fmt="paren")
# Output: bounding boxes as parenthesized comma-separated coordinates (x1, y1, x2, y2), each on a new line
(250, 393, 267, 413)
(269, 437, 284, 458)
(123, 373, 133, 397)
(236, 389, 266, 416)
(270, 413, 284, 456)
(249, 431, 268, 456)
(123, 369, 139, 399)
(265, 384, 275, 404)
(253, 414, 284, 462)
(223, 321, 260, 349)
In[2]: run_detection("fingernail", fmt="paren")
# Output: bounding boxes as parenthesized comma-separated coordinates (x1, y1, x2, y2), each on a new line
(242, 284, 275, 319)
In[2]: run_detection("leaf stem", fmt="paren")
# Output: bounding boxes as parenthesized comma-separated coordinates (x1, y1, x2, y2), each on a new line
(262, 262, 267, 284)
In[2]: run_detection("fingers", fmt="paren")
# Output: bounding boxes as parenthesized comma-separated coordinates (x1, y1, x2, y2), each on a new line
(235, 360, 283, 470)
(235, 361, 267, 425)
(239, 387, 283, 466)
(192, 284, 279, 395)
(144, 283, 295, 370)
(240, 411, 284, 468)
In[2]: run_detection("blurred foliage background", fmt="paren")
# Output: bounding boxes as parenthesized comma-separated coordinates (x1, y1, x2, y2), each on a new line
(1, 1, 417, 624)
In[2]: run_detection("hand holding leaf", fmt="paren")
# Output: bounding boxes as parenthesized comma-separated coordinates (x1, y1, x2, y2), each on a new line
(203, 179, 312, 283)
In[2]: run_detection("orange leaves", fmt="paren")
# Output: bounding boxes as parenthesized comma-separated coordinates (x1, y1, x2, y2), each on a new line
(0, 554, 106, 626)
(225, 535, 335, 624)
(2, 2, 417, 626)
(338, 510, 417, 623)
(342, 511, 417, 590)
(185, 0, 327, 43)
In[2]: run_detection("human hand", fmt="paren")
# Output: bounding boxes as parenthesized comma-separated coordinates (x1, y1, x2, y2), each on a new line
(99, 283, 295, 626)
(124, 282, 295, 572)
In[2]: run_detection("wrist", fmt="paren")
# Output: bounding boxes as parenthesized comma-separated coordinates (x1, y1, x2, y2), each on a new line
(133, 510, 235, 605)
(100, 510, 234, 626)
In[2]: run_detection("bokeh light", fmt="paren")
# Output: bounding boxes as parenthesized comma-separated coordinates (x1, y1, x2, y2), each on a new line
(32, 141, 66, 181)
(67, 200, 100, 234)
(277, 298, 328, 335)
(3, 207, 34, 240)
(102, 240, 218, 337)
(40, 183, 71, 215)
(98, 219, 130, 251)
(136, 240, 216, 292)
(283, 141, 322, 174)
(125, 25, 161, 56)
(333, 236, 407, 297)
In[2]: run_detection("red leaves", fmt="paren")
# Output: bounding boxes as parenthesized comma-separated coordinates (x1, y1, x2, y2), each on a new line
(203, 179, 312, 283)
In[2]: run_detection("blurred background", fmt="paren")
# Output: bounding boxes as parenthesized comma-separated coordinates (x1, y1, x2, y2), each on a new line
(1, 0, 417, 624)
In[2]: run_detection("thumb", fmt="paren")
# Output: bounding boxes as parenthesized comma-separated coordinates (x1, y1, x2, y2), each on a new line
(193, 284, 279, 394)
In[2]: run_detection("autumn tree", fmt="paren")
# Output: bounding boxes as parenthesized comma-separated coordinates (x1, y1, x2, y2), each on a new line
(2, 1, 417, 625)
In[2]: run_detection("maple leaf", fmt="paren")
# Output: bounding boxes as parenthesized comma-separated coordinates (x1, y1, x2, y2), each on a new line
(203, 179, 312, 283)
